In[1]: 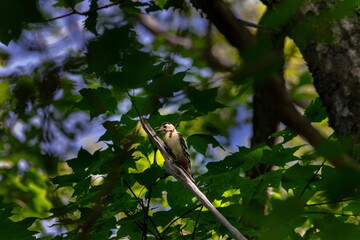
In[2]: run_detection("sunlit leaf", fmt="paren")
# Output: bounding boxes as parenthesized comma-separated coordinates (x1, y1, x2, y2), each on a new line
(305, 97, 327, 122)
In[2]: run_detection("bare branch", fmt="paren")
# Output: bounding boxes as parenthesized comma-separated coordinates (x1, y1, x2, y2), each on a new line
(136, 14, 192, 49)
(136, 13, 235, 71)
(47, 0, 124, 21)
(139, 117, 247, 240)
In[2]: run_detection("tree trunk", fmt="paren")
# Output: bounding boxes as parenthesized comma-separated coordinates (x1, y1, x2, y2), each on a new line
(290, 1, 360, 159)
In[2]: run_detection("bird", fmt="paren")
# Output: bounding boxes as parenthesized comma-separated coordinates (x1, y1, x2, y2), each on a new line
(156, 122, 194, 181)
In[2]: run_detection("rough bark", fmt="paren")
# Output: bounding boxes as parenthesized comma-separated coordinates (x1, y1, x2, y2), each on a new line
(290, 1, 360, 159)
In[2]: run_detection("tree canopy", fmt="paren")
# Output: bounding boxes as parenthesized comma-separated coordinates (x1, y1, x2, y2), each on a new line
(1, 0, 360, 239)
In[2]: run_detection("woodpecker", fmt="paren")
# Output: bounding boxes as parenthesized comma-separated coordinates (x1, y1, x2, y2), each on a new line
(156, 122, 193, 180)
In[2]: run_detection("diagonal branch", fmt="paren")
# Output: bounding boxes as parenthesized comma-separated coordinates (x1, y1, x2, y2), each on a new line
(139, 116, 247, 240)
(136, 13, 235, 71)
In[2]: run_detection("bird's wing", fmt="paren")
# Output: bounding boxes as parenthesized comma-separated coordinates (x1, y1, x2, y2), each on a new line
(178, 133, 191, 161)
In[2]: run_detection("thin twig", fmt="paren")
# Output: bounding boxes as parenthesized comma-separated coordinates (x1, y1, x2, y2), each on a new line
(47, 0, 124, 21)
(305, 211, 358, 217)
(162, 204, 203, 238)
(192, 205, 204, 240)
(299, 160, 326, 198)
(306, 197, 360, 206)
(236, 17, 277, 30)
(123, 180, 162, 239)
(239, 178, 265, 224)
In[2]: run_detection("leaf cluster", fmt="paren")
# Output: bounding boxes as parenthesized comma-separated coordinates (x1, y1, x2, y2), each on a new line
(0, 0, 360, 240)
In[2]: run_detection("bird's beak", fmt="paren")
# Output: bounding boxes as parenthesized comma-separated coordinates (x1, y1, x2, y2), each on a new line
(156, 128, 163, 132)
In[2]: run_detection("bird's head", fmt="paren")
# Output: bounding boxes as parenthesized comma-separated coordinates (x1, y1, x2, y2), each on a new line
(156, 122, 175, 134)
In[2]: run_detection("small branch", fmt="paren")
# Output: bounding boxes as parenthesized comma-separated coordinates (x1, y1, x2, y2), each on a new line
(191, 205, 204, 240)
(162, 204, 202, 238)
(123, 180, 162, 240)
(139, 116, 247, 240)
(299, 160, 326, 198)
(306, 197, 360, 206)
(305, 211, 358, 217)
(136, 13, 234, 71)
(47, 0, 124, 21)
(136, 14, 192, 49)
(236, 17, 277, 30)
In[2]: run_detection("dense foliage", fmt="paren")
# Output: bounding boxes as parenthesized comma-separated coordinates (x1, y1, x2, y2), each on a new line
(1, 0, 360, 239)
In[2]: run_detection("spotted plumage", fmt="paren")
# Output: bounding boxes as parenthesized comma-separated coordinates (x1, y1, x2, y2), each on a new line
(156, 122, 193, 180)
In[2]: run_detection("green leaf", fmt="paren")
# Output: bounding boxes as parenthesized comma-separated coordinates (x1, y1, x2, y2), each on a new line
(73, 177, 92, 197)
(152, 210, 175, 226)
(75, 87, 117, 118)
(146, 71, 189, 98)
(67, 148, 93, 173)
(134, 165, 163, 188)
(262, 144, 301, 166)
(154, 0, 169, 8)
(163, 0, 185, 10)
(260, 197, 305, 240)
(127, 96, 161, 117)
(84, 0, 98, 35)
(282, 163, 319, 192)
(316, 139, 350, 159)
(319, 166, 360, 201)
(0, 0, 43, 45)
(271, 128, 297, 143)
(120, 0, 148, 14)
(117, 218, 143, 239)
(86, 26, 140, 75)
(103, 51, 164, 89)
(165, 181, 194, 210)
(304, 97, 327, 122)
(0, 81, 10, 105)
(220, 204, 246, 219)
(262, 170, 283, 188)
(312, 215, 360, 240)
(187, 134, 224, 155)
(99, 121, 123, 143)
(53, 0, 82, 8)
(51, 174, 84, 188)
(0, 200, 37, 239)
(188, 87, 226, 113)
(204, 146, 264, 176)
